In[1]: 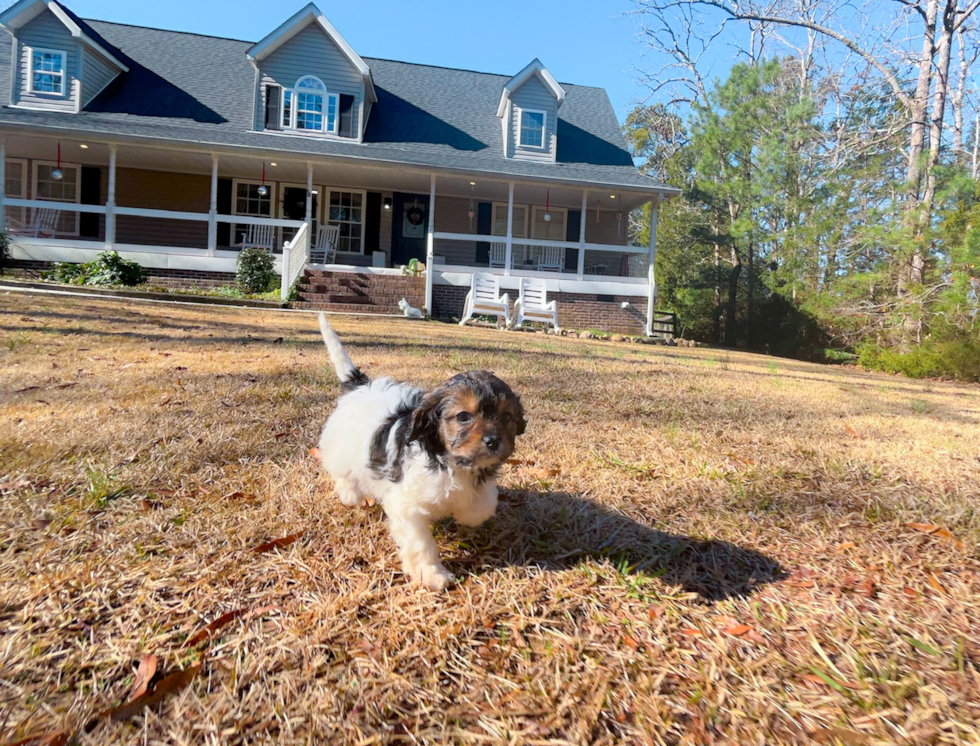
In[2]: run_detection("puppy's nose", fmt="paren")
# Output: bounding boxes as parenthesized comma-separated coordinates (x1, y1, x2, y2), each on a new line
(483, 434, 500, 452)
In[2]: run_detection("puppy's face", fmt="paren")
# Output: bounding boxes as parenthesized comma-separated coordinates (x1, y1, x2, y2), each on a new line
(411, 371, 525, 469)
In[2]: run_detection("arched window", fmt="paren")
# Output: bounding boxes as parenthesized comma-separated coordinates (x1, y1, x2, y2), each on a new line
(282, 75, 338, 133)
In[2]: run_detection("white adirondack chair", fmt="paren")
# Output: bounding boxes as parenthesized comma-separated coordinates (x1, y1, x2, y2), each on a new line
(512, 277, 559, 331)
(489, 242, 508, 268)
(310, 224, 340, 264)
(241, 223, 275, 251)
(459, 272, 512, 328)
(33, 207, 60, 238)
(536, 245, 564, 272)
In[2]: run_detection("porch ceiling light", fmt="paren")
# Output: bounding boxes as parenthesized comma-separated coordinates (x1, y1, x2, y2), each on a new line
(79, 144, 89, 149)
(383, 197, 392, 210)
(270, 162, 278, 167)
(609, 194, 616, 199)
(469, 181, 476, 186)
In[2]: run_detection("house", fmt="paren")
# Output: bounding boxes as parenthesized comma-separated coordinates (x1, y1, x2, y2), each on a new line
(0, 0, 678, 334)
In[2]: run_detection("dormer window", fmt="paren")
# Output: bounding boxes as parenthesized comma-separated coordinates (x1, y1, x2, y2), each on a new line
(28, 48, 66, 96)
(519, 109, 547, 148)
(279, 76, 339, 134)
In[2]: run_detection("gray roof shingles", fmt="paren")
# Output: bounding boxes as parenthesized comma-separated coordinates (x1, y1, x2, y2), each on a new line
(0, 15, 670, 193)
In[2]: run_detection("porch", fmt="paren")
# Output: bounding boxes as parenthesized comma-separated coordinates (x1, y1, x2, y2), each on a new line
(1, 134, 666, 334)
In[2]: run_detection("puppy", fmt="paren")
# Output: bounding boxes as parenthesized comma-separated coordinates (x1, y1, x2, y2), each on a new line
(398, 298, 424, 319)
(316, 314, 525, 590)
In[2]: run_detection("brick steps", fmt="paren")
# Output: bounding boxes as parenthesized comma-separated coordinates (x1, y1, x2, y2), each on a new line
(291, 269, 425, 316)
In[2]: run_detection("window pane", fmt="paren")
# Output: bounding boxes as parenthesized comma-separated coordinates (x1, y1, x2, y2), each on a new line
(5, 161, 23, 197)
(326, 95, 338, 132)
(235, 182, 271, 216)
(282, 90, 292, 127)
(327, 191, 365, 253)
(520, 111, 545, 147)
(31, 51, 64, 95)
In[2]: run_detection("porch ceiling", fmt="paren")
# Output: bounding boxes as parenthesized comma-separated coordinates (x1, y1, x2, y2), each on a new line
(3, 133, 655, 211)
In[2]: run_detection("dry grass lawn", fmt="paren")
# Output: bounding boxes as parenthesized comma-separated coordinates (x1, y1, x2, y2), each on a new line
(2, 290, 980, 746)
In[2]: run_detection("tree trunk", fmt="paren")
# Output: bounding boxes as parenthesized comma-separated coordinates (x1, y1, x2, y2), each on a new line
(952, 25, 967, 161)
(726, 246, 742, 347)
(921, 0, 956, 220)
(906, 0, 939, 202)
(713, 243, 722, 345)
(747, 240, 755, 347)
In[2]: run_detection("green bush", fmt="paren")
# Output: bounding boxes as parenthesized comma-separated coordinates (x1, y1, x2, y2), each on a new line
(86, 251, 147, 286)
(236, 247, 276, 294)
(0, 232, 9, 274)
(42, 251, 147, 287)
(858, 340, 980, 381)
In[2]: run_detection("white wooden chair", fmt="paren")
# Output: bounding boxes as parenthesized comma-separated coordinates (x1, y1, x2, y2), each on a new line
(459, 272, 511, 328)
(311, 224, 340, 264)
(536, 246, 564, 272)
(489, 242, 508, 268)
(32, 207, 60, 238)
(241, 224, 275, 251)
(512, 277, 559, 331)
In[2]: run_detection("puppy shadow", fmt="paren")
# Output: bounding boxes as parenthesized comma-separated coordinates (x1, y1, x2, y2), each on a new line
(454, 491, 786, 602)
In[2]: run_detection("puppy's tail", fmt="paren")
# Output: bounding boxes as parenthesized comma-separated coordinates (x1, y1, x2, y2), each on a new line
(319, 313, 369, 391)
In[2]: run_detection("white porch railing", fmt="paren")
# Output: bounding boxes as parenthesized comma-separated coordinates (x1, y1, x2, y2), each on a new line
(280, 221, 312, 301)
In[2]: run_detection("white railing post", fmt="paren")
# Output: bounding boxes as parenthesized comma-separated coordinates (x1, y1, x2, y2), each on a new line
(281, 244, 292, 301)
(425, 172, 436, 316)
(0, 138, 6, 233)
(105, 144, 117, 249)
(207, 154, 218, 256)
(578, 188, 587, 279)
(645, 199, 659, 337)
(504, 181, 514, 277)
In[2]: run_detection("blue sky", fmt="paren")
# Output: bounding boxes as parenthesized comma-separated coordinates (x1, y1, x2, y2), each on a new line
(65, 0, 657, 123)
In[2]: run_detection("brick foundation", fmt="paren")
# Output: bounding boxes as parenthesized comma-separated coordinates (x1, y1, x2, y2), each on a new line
(432, 284, 646, 335)
(293, 270, 425, 314)
(5, 259, 237, 290)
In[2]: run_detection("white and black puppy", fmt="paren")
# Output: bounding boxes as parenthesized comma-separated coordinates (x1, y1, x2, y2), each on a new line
(317, 314, 526, 591)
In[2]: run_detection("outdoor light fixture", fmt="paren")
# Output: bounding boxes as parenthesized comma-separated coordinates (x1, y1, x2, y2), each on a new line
(469, 181, 476, 186)
(543, 189, 552, 222)
(270, 162, 278, 167)
(257, 162, 269, 197)
(79, 144, 89, 149)
(609, 194, 617, 199)
(51, 142, 64, 181)
(383, 197, 392, 210)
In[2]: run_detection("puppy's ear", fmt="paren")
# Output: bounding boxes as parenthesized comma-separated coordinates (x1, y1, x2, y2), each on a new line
(409, 389, 445, 457)
(514, 397, 527, 436)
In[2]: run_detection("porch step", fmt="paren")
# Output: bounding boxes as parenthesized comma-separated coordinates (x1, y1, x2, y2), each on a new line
(290, 268, 425, 316)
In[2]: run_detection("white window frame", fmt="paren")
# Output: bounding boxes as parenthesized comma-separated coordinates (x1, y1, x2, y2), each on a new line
(32, 160, 80, 236)
(26, 47, 67, 97)
(518, 108, 547, 149)
(231, 178, 277, 247)
(279, 76, 339, 134)
(530, 206, 568, 241)
(325, 187, 366, 255)
(491, 202, 528, 238)
(4, 158, 28, 231)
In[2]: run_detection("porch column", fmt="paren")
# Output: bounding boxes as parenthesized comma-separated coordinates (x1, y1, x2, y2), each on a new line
(0, 138, 6, 232)
(305, 162, 314, 257)
(504, 181, 514, 276)
(105, 144, 117, 249)
(424, 173, 436, 316)
(645, 199, 660, 337)
(207, 154, 218, 256)
(577, 189, 588, 279)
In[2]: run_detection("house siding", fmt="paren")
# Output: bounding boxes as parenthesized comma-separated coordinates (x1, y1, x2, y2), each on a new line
(81, 49, 117, 107)
(115, 169, 210, 249)
(258, 24, 362, 137)
(14, 9, 79, 112)
(510, 75, 557, 163)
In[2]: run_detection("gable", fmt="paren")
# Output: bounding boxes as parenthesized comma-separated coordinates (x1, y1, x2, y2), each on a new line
(13, 7, 78, 111)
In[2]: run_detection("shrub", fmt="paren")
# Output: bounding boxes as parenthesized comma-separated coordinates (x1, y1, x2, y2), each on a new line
(236, 247, 276, 294)
(42, 251, 147, 287)
(858, 340, 980, 382)
(86, 251, 147, 286)
(0, 232, 9, 274)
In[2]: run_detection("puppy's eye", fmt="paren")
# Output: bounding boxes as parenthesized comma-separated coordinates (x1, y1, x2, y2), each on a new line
(500, 412, 512, 425)
(455, 412, 473, 424)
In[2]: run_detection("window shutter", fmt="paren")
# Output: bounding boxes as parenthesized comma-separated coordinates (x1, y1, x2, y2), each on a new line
(79, 167, 102, 238)
(365, 192, 382, 256)
(338, 94, 355, 138)
(265, 85, 281, 130)
(565, 209, 581, 271)
(475, 202, 492, 265)
(217, 179, 232, 247)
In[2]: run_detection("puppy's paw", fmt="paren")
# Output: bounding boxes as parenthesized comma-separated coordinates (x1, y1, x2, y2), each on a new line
(415, 563, 454, 592)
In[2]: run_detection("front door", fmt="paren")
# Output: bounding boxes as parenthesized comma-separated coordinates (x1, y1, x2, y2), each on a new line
(391, 192, 429, 266)
(280, 185, 318, 246)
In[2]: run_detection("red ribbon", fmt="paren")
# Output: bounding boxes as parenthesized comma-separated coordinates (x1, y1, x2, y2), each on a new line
(56, 141, 61, 170)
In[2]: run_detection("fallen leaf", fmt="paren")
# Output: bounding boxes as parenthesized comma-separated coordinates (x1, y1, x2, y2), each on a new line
(309, 447, 322, 460)
(681, 628, 702, 637)
(531, 467, 560, 480)
(184, 605, 284, 647)
(926, 573, 947, 595)
(722, 624, 753, 637)
(110, 664, 200, 721)
(128, 654, 157, 701)
(906, 522, 965, 548)
(745, 629, 768, 645)
(254, 532, 305, 553)
(903, 586, 918, 597)
(844, 426, 859, 437)
(836, 542, 857, 551)
(856, 578, 877, 599)
(506, 458, 536, 466)
(5, 731, 70, 746)
(648, 606, 664, 621)
(622, 634, 640, 651)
